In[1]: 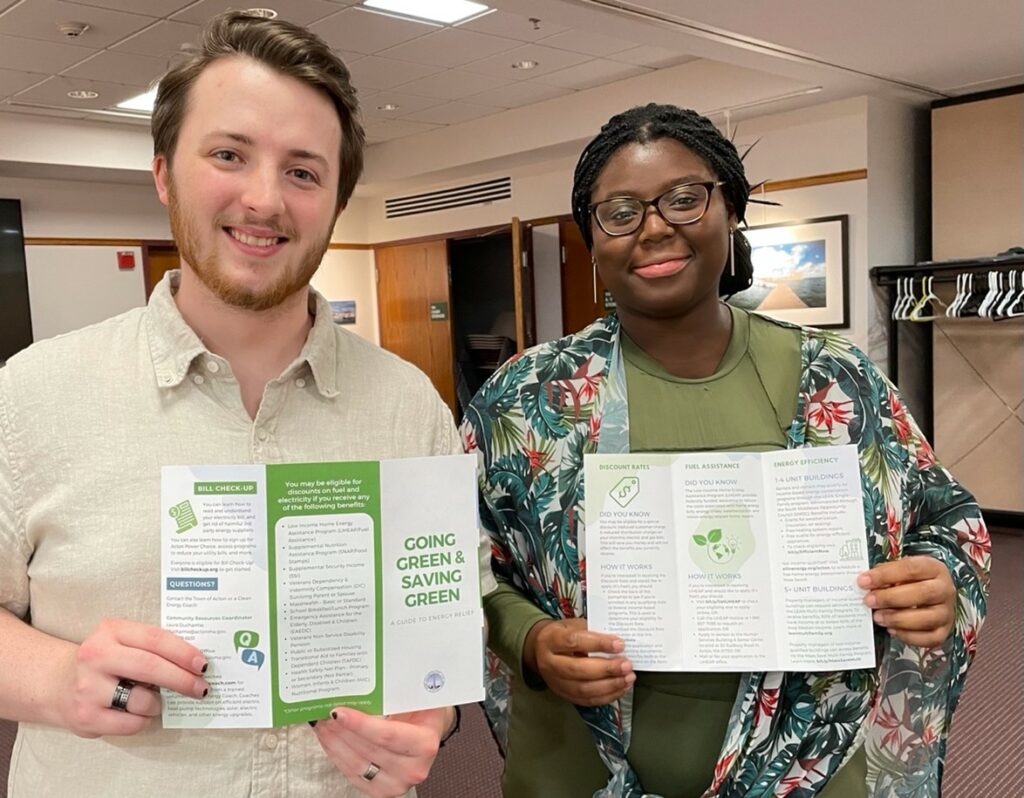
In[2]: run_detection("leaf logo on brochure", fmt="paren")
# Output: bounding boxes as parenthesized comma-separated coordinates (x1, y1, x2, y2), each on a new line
(688, 515, 755, 574)
(692, 528, 738, 564)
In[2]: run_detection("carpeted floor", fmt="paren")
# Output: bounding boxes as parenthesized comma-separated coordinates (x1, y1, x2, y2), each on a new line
(943, 530, 1024, 797)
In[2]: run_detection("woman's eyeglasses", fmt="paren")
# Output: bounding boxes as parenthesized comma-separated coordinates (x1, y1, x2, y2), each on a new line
(590, 181, 724, 237)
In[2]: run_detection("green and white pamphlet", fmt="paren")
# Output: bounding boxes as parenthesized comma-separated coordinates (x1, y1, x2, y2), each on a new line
(160, 454, 484, 728)
(584, 446, 874, 672)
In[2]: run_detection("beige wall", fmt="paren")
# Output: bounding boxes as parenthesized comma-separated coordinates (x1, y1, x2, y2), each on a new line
(310, 248, 380, 345)
(931, 91, 1024, 512)
(25, 245, 147, 341)
(933, 93, 1024, 260)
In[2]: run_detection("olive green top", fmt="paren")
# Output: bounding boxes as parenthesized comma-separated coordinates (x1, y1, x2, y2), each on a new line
(484, 306, 867, 797)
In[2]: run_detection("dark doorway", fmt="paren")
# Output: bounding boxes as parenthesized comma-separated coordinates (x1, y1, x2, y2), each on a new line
(449, 232, 517, 411)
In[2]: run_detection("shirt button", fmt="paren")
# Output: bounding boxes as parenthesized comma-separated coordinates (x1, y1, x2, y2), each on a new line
(192, 374, 205, 385)
(257, 429, 268, 442)
(161, 374, 173, 384)
(261, 732, 278, 750)
(295, 378, 306, 388)
(206, 361, 220, 374)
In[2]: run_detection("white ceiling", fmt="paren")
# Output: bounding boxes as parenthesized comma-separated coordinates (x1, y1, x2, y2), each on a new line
(0, 0, 698, 141)
(0, 0, 1020, 188)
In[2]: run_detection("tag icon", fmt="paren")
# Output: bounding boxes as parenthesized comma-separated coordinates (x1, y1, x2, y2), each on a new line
(610, 476, 640, 508)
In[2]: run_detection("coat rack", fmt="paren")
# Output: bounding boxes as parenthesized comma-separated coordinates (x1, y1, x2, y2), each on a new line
(870, 253, 1024, 532)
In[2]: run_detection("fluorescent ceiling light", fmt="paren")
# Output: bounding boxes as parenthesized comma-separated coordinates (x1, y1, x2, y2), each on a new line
(116, 87, 157, 114)
(362, 0, 489, 25)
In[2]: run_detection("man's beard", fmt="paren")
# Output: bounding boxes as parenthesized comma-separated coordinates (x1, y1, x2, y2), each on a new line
(167, 181, 332, 312)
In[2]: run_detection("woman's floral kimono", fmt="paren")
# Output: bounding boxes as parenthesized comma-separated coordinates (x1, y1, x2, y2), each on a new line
(460, 314, 990, 798)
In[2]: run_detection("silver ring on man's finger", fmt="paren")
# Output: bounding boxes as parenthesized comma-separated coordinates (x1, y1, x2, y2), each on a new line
(361, 761, 382, 782)
(110, 679, 135, 712)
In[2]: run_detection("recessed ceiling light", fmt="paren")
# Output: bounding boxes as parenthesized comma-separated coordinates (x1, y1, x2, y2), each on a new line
(361, 0, 489, 25)
(377, 103, 400, 112)
(67, 89, 99, 100)
(243, 8, 278, 18)
(512, 60, 538, 70)
(116, 87, 158, 114)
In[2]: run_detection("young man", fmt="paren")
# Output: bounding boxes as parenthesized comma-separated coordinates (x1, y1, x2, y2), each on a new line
(0, 12, 490, 797)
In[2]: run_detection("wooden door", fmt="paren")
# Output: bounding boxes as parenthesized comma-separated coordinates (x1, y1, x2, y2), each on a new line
(143, 244, 180, 298)
(511, 217, 536, 352)
(375, 239, 456, 413)
(559, 220, 607, 334)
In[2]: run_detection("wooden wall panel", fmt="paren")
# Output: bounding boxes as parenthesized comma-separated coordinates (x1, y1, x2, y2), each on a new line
(560, 220, 607, 335)
(375, 239, 456, 413)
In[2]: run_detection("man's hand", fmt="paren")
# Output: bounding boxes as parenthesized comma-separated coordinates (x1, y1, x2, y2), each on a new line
(524, 618, 635, 706)
(858, 555, 957, 648)
(313, 706, 453, 797)
(58, 618, 209, 738)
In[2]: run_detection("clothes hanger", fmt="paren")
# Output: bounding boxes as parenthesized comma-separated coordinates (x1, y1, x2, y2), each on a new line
(980, 271, 1004, 318)
(892, 276, 907, 320)
(999, 270, 1024, 317)
(947, 273, 968, 318)
(959, 273, 984, 318)
(896, 276, 917, 320)
(995, 270, 1019, 318)
(909, 276, 944, 321)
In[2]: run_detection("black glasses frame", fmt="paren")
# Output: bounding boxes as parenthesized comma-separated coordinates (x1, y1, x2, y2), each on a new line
(589, 181, 725, 237)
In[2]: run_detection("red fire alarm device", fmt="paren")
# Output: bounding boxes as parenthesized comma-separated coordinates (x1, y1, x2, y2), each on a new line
(117, 251, 136, 270)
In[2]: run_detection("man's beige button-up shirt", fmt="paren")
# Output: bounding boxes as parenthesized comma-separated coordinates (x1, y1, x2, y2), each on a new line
(0, 272, 494, 797)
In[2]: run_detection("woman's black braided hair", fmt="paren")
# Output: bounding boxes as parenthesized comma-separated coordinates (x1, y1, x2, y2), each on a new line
(571, 103, 768, 297)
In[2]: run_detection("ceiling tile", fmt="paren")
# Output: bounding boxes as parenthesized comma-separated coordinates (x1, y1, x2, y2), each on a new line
(360, 90, 442, 119)
(458, 10, 567, 42)
(0, 0, 153, 49)
(466, 43, 591, 81)
(0, 68, 49, 99)
(347, 55, 443, 91)
(393, 68, 511, 101)
(401, 100, 502, 125)
(609, 44, 696, 69)
(12, 75, 149, 111)
(72, 0, 194, 15)
(112, 19, 201, 57)
(379, 27, 518, 68)
(535, 29, 636, 57)
(538, 59, 649, 91)
(62, 49, 168, 85)
(464, 79, 572, 108)
(363, 117, 440, 143)
(0, 33, 93, 72)
(172, 0, 342, 27)
(309, 7, 434, 54)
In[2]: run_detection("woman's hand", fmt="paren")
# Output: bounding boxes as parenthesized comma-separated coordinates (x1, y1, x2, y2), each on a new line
(858, 555, 957, 648)
(524, 618, 635, 706)
(313, 706, 453, 797)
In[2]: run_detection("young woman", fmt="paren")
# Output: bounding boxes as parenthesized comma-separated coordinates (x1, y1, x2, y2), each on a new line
(461, 104, 989, 798)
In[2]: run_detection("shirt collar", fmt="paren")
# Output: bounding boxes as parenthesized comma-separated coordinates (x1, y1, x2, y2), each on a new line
(145, 270, 339, 397)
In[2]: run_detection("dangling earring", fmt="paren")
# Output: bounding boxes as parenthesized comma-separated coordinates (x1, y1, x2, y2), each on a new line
(591, 256, 598, 304)
(729, 228, 736, 277)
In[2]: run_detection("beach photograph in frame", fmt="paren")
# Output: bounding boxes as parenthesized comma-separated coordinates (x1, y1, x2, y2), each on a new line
(728, 215, 849, 328)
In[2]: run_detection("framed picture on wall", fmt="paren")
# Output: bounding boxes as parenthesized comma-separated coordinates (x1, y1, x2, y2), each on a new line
(728, 214, 849, 328)
(329, 300, 357, 325)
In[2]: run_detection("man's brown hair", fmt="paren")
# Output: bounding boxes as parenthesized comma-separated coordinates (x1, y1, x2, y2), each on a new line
(152, 10, 364, 210)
